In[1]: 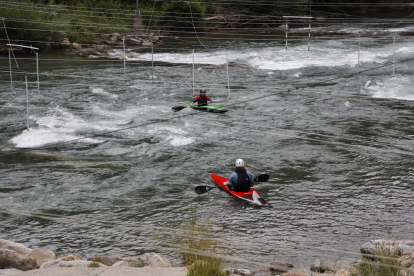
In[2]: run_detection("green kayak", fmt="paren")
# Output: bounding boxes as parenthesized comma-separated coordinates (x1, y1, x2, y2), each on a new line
(171, 103, 228, 113)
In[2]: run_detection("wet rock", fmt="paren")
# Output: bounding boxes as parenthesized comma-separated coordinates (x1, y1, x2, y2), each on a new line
(87, 256, 122, 266)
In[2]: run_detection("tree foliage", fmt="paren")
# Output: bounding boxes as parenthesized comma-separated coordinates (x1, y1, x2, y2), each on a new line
(1, 0, 414, 45)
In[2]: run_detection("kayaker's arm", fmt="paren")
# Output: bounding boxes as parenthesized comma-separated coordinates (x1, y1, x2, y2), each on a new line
(248, 172, 254, 187)
(227, 172, 237, 190)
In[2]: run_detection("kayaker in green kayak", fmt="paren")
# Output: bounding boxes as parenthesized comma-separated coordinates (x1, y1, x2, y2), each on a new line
(190, 89, 212, 107)
(227, 159, 254, 192)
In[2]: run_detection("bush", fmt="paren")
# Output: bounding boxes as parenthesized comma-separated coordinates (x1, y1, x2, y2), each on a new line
(154, 0, 206, 32)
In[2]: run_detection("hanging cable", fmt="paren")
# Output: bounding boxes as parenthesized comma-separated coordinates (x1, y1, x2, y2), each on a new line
(189, 1, 207, 49)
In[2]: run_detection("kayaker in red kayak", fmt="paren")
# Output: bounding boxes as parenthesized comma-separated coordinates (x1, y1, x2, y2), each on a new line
(190, 89, 212, 107)
(227, 159, 253, 192)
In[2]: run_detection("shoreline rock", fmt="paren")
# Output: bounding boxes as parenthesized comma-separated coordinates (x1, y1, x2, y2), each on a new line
(2, 239, 414, 276)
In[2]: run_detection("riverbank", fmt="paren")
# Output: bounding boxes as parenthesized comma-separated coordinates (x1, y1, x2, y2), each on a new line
(0, 32, 164, 57)
(2, 239, 414, 276)
(11, 266, 188, 276)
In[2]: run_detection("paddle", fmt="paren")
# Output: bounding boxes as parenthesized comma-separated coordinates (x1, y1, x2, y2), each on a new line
(172, 101, 223, 112)
(171, 106, 186, 112)
(171, 104, 207, 112)
(194, 174, 269, 195)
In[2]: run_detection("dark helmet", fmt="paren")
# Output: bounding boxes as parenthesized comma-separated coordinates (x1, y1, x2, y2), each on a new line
(200, 89, 206, 94)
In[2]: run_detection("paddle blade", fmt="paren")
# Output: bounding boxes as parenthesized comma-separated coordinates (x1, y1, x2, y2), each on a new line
(171, 106, 186, 112)
(195, 186, 216, 195)
(254, 174, 269, 182)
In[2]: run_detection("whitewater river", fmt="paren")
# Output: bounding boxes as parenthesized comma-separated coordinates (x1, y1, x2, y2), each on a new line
(1, 22, 413, 270)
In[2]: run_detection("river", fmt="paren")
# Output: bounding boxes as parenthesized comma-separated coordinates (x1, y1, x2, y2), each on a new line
(1, 19, 413, 270)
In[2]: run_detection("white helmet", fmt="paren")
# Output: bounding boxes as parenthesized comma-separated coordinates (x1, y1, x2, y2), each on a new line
(235, 159, 245, 167)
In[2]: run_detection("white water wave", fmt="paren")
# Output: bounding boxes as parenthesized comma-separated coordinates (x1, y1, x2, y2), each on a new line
(90, 87, 119, 99)
(166, 135, 196, 146)
(104, 40, 398, 70)
(9, 106, 111, 148)
(363, 76, 414, 101)
(10, 128, 102, 148)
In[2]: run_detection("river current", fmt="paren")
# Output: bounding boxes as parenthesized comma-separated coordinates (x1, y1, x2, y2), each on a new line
(1, 21, 413, 269)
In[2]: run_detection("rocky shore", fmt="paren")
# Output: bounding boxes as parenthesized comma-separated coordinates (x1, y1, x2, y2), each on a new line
(1, 239, 414, 276)
(0, 32, 163, 58)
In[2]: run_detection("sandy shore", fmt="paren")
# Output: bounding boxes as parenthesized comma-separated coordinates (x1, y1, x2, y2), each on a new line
(14, 266, 188, 276)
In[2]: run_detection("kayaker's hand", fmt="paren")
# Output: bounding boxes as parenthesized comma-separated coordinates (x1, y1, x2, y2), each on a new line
(190, 103, 193, 107)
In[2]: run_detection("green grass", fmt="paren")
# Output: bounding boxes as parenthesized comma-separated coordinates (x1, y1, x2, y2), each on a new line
(160, 206, 228, 276)
(87, 262, 100, 268)
(351, 239, 413, 276)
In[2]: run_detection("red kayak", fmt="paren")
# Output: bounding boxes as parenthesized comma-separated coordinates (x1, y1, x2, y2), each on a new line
(210, 173, 271, 206)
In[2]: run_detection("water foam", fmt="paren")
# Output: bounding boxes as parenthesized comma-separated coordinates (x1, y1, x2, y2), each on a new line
(10, 106, 106, 148)
(10, 128, 101, 148)
(105, 40, 395, 71)
(364, 76, 414, 101)
(90, 87, 119, 99)
(148, 126, 196, 146)
(167, 135, 196, 146)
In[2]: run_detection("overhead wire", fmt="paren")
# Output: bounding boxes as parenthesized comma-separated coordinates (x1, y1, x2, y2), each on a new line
(0, 1, 414, 270)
